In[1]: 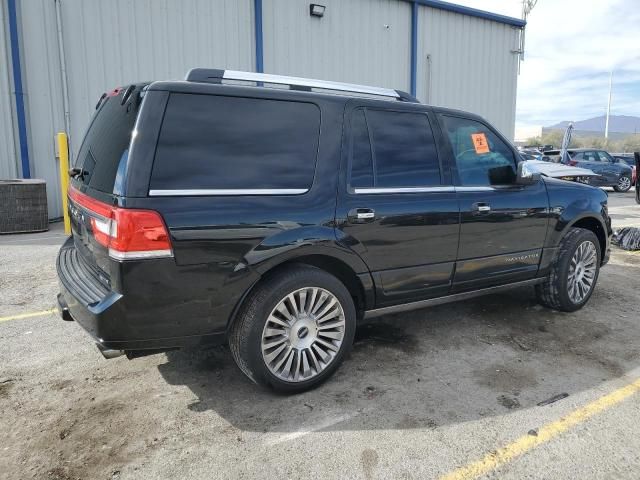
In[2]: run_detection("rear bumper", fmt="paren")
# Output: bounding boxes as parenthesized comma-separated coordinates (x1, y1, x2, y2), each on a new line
(56, 237, 226, 351)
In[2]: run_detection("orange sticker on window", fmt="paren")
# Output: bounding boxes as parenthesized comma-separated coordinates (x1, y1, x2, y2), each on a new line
(471, 133, 490, 154)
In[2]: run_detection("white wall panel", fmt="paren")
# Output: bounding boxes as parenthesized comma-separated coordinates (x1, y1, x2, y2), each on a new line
(0, 1, 18, 179)
(263, 0, 411, 91)
(417, 6, 520, 138)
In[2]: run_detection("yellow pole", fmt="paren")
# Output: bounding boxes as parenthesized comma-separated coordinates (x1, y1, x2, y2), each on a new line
(57, 132, 71, 235)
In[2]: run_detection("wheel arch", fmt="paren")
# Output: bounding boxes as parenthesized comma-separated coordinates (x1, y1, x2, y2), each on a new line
(567, 216, 607, 260)
(226, 250, 375, 334)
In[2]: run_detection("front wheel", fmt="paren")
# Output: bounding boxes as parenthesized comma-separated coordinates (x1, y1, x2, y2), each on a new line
(229, 265, 356, 393)
(614, 175, 632, 192)
(536, 227, 601, 312)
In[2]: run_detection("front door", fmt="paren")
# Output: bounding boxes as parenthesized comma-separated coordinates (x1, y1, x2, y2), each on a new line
(596, 150, 624, 184)
(437, 113, 549, 291)
(336, 103, 459, 307)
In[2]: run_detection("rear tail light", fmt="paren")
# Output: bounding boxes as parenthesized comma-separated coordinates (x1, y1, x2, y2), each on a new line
(68, 187, 172, 261)
(568, 159, 578, 166)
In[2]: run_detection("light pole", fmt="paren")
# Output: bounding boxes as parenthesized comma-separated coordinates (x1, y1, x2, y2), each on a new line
(605, 71, 613, 144)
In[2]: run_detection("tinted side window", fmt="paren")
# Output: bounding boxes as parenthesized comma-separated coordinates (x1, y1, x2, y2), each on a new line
(367, 110, 440, 187)
(596, 151, 613, 163)
(349, 109, 374, 188)
(348, 109, 441, 189)
(151, 94, 321, 191)
(579, 151, 599, 162)
(442, 115, 516, 186)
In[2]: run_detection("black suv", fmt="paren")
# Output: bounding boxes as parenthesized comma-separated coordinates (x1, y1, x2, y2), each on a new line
(57, 69, 612, 392)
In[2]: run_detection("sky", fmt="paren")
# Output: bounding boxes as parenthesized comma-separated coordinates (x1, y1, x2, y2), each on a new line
(454, 0, 640, 128)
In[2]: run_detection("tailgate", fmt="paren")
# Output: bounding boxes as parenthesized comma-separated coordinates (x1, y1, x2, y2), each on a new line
(68, 84, 145, 274)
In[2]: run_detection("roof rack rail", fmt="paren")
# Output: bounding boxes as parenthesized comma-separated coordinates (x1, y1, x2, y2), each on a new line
(184, 68, 419, 103)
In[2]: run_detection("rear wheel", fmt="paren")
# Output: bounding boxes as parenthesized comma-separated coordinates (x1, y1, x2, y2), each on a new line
(536, 227, 601, 312)
(229, 265, 356, 393)
(614, 175, 632, 192)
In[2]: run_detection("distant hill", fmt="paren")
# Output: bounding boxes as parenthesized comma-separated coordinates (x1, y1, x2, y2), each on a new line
(548, 115, 640, 134)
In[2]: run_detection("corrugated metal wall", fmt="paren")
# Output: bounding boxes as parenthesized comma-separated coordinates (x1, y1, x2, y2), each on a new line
(19, 0, 66, 217)
(263, 0, 411, 91)
(1, 0, 521, 219)
(416, 6, 520, 138)
(0, 1, 18, 179)
(59, 0, 255, 159)
(13, 0, 255, 218)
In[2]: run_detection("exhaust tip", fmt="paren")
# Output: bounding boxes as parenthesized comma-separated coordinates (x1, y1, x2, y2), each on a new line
(96, 344, 125, 359)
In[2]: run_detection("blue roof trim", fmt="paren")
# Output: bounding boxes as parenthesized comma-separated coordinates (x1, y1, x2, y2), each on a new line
(7, 0, 31, 178)
(410, 0, 526, 28)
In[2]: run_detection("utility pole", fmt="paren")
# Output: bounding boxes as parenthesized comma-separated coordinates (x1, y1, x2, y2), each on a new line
(605, 70, 613, 143)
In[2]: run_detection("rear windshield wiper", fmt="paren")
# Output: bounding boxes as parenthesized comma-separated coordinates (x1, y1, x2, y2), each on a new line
(68, 167, 86, 179)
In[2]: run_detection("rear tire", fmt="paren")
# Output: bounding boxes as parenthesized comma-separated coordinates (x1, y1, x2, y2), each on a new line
(229, 265, 356, 393)
(536, 227, 601, 312)
(614, 175, 632, 192)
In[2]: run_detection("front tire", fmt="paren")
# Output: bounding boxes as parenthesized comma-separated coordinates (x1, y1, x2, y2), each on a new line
(614, 175, 632, 192)
(536, 227, 601, 312)
(229, 265, 356, 393)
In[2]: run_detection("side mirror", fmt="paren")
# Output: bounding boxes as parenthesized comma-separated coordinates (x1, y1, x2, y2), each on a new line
(516, 161, 541, 185)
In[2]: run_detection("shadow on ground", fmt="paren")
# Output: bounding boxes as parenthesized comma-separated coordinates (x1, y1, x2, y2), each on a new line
(158, 278, 640, 433)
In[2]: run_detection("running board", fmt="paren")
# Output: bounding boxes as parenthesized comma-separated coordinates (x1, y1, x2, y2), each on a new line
(364, 278, 545, 319)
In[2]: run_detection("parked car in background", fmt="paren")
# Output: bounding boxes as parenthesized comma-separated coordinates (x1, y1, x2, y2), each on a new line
(612, 154, 637, 186)
(545, 148, 633, 192)
(518, 148, 544, 161)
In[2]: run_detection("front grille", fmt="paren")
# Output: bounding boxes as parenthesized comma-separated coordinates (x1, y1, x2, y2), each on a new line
(57, 242, 110, 306)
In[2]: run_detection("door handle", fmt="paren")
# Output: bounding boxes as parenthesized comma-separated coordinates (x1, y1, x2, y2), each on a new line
(348, 208, 376, 223)
(472, 202, 491, 213)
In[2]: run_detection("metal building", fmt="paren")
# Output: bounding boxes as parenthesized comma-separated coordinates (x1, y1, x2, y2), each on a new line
(1, 0, 525, 219)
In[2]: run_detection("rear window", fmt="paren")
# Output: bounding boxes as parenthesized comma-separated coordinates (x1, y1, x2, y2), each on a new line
(75, 87, 142, 194)
(150, 94, 321, 191)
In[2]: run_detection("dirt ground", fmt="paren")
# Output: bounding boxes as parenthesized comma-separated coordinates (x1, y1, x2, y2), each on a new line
(1, 192, 639, 480)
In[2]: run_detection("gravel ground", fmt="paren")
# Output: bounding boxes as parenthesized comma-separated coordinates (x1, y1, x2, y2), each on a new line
(1, 191, 639, 480)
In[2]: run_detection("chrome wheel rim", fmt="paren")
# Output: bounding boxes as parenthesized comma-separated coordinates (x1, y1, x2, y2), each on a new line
(618, 176, 631, 190)
(568, 240, 597, 304)
(261, 287, 345, 382)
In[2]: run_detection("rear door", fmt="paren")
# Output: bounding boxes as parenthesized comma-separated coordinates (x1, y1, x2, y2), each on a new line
(336, 103, 459, 307)
(437, 113, 549, 291)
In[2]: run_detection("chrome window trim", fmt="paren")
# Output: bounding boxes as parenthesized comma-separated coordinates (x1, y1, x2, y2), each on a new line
(454, 186, 495, 192)
(353, 186, 455, 194)
(148, 188, 309, 197)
